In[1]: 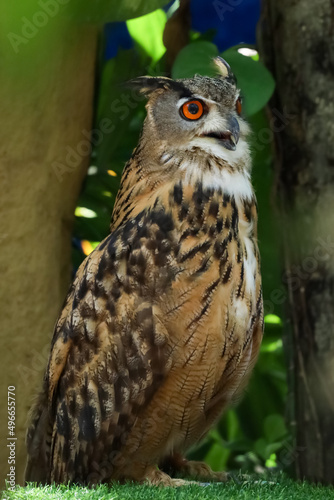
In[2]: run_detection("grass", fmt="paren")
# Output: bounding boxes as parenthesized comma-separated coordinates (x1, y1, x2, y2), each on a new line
(2, 474, 334, 500)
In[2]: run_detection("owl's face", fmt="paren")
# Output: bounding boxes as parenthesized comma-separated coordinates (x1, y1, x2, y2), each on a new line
(130, 57, 250, 168)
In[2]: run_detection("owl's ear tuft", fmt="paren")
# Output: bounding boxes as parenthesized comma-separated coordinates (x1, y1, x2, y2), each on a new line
(127, 76, 192, 98)
(213, 57, 236, 84)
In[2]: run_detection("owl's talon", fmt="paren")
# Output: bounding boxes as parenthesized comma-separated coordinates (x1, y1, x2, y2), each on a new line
(162, 453, 229, 482)
(143, 466, 198, 487)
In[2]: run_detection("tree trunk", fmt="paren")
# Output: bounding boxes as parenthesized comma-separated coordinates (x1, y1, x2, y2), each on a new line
(258, 0, 334, 484)
(0, 23, 99, 486)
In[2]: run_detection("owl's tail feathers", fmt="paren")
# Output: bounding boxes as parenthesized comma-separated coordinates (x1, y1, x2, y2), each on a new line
(25, 388, 53, 485)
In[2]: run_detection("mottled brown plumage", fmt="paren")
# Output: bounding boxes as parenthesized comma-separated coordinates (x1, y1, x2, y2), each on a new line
(25, 57, 263, 487)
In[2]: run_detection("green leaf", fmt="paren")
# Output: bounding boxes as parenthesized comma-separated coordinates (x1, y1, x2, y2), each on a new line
(223, 438, 253, 452)
(68, 0, 171, 23)
(127, 9, 167, 63)
(221, 48, 275, 116)
(264, 314, 282, 325)
(254, 439, 284, 462)
(171, 43, 274, 116)
(204, 442, 230, 472)
(264, 414, 288, 443)
(94, 49, 146, 171)
(254, 438, 268, 460)
(265, 452, 278, 468)
(266, 442, 285, 456)
(171, 41, 219, 79)
(1, 1, 171, 39)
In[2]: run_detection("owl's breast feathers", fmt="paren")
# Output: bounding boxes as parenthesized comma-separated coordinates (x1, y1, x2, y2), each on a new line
(26, 168, 263, 484)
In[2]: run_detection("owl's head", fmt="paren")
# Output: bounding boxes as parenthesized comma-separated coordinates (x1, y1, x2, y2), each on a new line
(129, 57, 250, 172)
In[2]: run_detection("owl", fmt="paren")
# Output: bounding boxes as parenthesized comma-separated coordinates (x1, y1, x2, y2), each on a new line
(25, 57, 263, 487)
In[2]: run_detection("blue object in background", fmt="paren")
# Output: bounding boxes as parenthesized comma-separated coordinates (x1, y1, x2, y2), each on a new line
(190, 0, 261, 51)
(104, 22, 133, 60)
(104, 0, 261, 60)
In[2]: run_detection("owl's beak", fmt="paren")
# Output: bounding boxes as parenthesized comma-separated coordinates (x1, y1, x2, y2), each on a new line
(201, 116, 240, 151)
(223, 116, 240, 151)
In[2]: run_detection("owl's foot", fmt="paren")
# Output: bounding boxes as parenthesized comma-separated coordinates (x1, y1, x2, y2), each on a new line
(161, 452, 229, 482)
(143, 465, 198, 487)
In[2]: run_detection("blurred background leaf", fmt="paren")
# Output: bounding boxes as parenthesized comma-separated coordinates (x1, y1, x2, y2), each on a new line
(221, 47, 275, 116)
(172, 42, 275, 117)
(67, 0, 171, 23)
(171, 41, 219, 78)
(127, 9, 167, 62)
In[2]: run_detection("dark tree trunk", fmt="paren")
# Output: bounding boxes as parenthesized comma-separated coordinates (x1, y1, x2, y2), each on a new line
(258, 0, 334, 485)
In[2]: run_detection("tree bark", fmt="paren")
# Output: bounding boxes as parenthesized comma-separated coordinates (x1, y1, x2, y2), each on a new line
(163, 0, 191, 72)
(258, 0, 334, 484)
(0, 24, 99, 486)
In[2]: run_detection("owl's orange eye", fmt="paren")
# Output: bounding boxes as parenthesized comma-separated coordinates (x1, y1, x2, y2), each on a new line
(181, 100, 204, 120)
(236, 97, 242, 115)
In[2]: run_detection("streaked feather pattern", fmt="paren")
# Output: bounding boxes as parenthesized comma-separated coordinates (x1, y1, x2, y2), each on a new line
(25, 61, 263, 487)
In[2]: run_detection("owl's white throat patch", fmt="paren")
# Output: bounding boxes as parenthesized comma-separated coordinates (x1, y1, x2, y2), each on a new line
(176, 141, 253, 202)
(181, 164, 253, 202)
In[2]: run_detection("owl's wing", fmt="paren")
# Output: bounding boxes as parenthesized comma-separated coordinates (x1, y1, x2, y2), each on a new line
(26, 208, 177, 484)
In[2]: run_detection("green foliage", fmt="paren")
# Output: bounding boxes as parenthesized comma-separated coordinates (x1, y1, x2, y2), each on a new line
(73, 6, 289, 477)
(1, 0, 170, 26)
(73, 48, 147, 268)
(221, 47, 275, 116)
(0, 0, 170, 106)
(127, 9, 167, 62)
(4, 475, 334, 500)
(172, 41, 219, 78)
(171, 42, 275, 116)
(68, 0, 171, 23)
